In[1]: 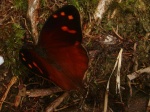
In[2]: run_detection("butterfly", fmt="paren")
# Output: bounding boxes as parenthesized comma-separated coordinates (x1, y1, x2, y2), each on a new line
(19, 5, 89, 91)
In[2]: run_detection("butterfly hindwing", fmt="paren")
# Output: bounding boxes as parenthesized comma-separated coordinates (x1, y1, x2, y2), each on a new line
(19, 48, 46, 76)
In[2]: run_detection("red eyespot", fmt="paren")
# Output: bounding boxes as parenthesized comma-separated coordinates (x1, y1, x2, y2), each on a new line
(60, 12, 65, 16)
(22, 57, 26, 61)
(68, 15, 74, 20)
(61, 26, 68, 31)
(68, 29, 76, 34)
(21, 53, 24, 56)
(33, 62, 37, 67)
(33, 62, 43, 74)
(53, 14, 58, 18)
(61, 26, 76, 34)
(28, 64, 32, 69)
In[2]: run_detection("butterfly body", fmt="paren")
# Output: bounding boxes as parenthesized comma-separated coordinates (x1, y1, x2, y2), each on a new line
(20, 5, 88, 90)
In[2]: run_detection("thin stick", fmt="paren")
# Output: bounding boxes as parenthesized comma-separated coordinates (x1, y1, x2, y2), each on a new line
(104, 48, 123, 112)
(45, 92, 69, 112)
(26, 87, 63, 97)
(146, 96, 150, 112)
(0, 76, 17, 110)
(127, 66, 150, 80)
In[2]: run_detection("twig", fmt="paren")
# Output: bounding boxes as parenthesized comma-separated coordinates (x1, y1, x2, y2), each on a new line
(146, 96, 150, 112)
(94, 0, 113, 21)
(110, 0, 122, 19)
(0, 76, 17, 110)
(45, 92, 69, 112)
(55, 99, 80, 111)
(104, 48, 123, 112)
(22, 18, 32, 35)
(112, 27, 123, 40)
(27, 0, 40, 44)
(133, 42, 138, 71)
(127, 66, 150, 80)
(84, 0, 113, 35)
(26, 87, 63, 97)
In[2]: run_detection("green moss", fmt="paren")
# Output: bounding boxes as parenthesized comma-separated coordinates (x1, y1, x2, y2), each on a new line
(13, 0, 28, 11)
(1, 23, 25, 75)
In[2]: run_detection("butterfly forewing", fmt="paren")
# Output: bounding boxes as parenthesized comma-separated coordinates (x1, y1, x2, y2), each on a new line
(39, 5, 82, 47)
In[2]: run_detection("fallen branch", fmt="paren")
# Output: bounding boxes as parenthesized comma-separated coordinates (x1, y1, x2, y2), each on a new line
(127, 67, 150, 80)
(26, 87, 63, 97)
(27, 0, 40, 44)
(0, 76, 17, 110)
(84, 0, 113, 35)
(45, 92, 69, 112)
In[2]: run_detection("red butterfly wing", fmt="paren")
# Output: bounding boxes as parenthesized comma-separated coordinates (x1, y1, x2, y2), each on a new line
(20, 5, 88, 90)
